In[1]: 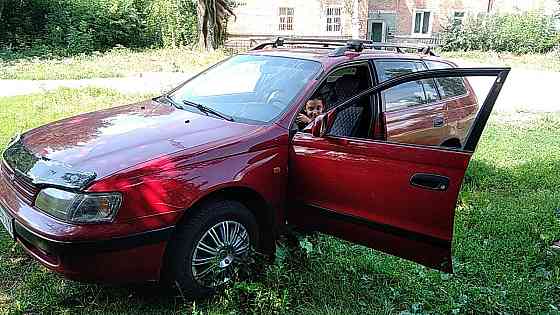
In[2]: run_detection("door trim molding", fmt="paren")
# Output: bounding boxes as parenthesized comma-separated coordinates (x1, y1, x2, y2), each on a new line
(304, 202, 451, 249)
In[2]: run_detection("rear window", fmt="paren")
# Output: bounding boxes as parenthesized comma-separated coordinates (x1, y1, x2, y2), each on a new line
(424, 60, 468, 99)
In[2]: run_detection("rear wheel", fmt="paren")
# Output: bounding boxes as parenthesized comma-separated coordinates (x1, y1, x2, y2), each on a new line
(163, 200, 259, 298)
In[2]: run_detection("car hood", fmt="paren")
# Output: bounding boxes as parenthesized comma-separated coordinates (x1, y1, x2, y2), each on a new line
(18, 99, 260, 181)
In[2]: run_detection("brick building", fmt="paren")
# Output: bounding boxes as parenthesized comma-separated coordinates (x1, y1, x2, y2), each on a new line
(227, 0, 559, 45)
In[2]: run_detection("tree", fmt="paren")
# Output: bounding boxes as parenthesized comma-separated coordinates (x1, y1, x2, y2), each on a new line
(197, 0, 235, 50)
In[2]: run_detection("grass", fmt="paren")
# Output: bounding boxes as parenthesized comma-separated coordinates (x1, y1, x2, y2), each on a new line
(440, 50, 560, 72)
(0, 89, 559, 314)
(0, 47, 229, 80)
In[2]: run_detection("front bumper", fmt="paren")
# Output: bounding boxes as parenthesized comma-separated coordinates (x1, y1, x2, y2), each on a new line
(0, 173, 175, 283)
(12, 219, 174, 282)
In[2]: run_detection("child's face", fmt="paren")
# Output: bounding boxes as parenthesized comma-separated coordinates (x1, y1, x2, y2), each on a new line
(305, 99, 324, 120)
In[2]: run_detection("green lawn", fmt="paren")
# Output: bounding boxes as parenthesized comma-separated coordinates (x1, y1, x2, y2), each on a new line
(0, 48, 229, 80)
(0, 89, 559, 314)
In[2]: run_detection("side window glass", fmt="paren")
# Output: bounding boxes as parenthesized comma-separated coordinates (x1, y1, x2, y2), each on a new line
(328, 95, 372, 139)
(425, 61, 468, 99)
(376, 60, 440, 111)
(380, 73, 495, 149)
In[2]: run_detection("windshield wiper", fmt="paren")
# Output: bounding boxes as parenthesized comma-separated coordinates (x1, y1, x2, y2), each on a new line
(182, 100, 235, 122)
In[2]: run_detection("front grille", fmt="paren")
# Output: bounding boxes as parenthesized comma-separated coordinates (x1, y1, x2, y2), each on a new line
(1, 161, 39, 205)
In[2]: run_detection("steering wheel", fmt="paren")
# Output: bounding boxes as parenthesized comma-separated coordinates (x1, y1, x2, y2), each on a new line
(266, 89, 288, 112)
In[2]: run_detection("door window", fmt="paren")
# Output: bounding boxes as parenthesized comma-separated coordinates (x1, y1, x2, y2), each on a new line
(375, 60, 439, 111)
(328, 95, 371, 138)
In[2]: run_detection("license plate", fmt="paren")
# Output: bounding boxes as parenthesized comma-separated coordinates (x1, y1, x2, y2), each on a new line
(0, 206, 14, 239)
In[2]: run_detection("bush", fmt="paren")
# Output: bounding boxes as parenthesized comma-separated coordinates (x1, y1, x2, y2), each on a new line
(440, 13, 560, 54)
(0, 0, 198, 56)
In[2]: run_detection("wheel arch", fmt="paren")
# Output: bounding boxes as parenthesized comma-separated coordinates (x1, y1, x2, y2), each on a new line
(174, 185, 277, 254)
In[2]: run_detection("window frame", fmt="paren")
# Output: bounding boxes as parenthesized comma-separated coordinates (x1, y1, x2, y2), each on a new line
(411, 9, 433, 36)
(325, 6, 342, 33)
(279, 7, 295, 32)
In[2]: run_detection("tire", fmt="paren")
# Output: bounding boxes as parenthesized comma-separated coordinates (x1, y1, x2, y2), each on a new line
(162, 200, 259, 298)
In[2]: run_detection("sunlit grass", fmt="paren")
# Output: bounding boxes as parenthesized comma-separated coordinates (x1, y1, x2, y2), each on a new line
(0, 47, 230, 80)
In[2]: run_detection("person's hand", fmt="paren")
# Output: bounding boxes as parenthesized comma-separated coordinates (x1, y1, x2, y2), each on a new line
(296, 114, 312, 125)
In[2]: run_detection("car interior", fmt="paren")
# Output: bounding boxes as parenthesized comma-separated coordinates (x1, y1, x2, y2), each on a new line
(297, 64, 373, 139)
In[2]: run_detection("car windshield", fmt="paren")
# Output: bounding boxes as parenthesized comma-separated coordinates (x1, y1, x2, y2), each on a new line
(170, 55, 322, 124)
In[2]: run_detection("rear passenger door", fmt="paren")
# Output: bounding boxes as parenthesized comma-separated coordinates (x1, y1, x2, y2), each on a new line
(374, 60, 449, 147)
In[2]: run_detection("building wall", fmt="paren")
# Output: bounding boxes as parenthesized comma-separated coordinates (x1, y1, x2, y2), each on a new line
(228, 0, 559, 45)
(365, 0, 491, 42)
(228, 0, 362, 38)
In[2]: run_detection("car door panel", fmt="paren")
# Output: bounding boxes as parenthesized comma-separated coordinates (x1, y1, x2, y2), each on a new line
(289, 133, 470, 271)
(288, 68, 510, 272)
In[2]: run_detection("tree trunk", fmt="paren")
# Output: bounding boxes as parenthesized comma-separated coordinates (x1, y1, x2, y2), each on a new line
(197, 0, 213, 50)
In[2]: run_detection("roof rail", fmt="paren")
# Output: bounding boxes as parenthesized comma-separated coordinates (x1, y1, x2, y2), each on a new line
(251, 37, 438, 57)
(251, 37, 348, 50)
(366, 43, 437, 56)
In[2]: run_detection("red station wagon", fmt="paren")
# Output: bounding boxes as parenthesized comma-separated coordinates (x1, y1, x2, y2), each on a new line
(0, 39, 509, 297)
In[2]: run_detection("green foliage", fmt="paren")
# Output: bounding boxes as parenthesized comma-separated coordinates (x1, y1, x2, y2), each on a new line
(0, 0, 199, 56)
(440, 13, 560, 54)
(146, 0, 198, 48)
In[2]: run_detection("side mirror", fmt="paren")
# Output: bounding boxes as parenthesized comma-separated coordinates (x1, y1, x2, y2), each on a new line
(311, 114, 328, 137)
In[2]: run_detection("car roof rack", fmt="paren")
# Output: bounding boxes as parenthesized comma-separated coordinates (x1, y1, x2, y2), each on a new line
(250, 37, 438, 57)
(251, 37, 347, 50)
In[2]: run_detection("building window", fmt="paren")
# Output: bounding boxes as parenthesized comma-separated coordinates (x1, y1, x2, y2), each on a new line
(279, 7, 294, 31)
(412, 10, 432, 35)
(326, 6, 342, 32)
(452, 11, 465, 25)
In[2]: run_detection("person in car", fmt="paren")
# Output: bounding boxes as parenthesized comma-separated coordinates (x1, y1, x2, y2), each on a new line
(296, 98, 324, 129)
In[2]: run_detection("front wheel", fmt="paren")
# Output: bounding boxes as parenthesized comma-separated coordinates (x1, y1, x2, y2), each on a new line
(163, 200, 260, 298)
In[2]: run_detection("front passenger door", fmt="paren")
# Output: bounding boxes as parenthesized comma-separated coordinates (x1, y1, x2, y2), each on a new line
(287, 68, 509, 272)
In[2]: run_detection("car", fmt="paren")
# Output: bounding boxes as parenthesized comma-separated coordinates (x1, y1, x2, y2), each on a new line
(0, 38, 509, 297)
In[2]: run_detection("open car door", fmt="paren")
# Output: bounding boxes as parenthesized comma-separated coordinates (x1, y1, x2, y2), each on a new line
(287, 68, 510, 272)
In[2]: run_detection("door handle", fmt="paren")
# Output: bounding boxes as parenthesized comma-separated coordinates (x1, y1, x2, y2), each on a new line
(433, 116, 444, 128)
(410, 173, 450, 191)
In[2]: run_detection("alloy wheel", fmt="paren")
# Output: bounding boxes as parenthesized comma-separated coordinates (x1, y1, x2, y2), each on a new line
(191, 220, 250, 287)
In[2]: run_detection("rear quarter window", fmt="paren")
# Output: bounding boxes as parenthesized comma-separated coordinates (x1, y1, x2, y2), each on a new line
(424, 60, 468, 99)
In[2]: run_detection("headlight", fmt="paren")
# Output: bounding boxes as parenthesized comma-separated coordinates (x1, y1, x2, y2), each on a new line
(35, 188, 122, 223)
